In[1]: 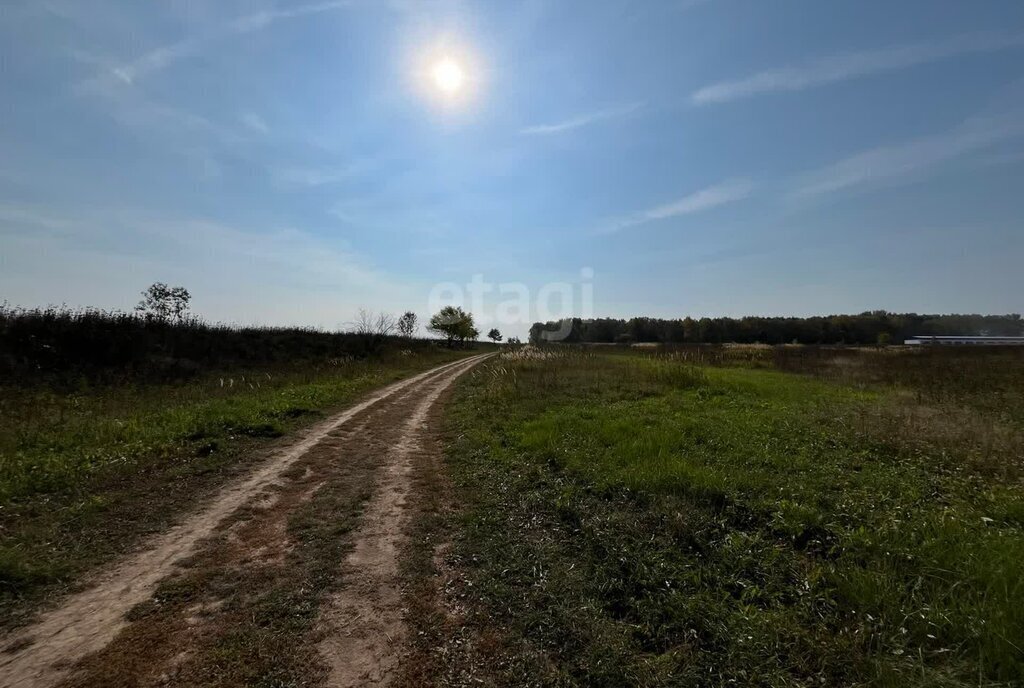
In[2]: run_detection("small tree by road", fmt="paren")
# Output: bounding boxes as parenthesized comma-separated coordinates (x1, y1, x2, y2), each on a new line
(136, 283, 191, 321)
(487, 328, 502, 343)
(427, 306, 478, 348)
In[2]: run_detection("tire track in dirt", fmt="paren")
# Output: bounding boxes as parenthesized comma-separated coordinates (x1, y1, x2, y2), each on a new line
(0, 355, 488, 688)
(316, 353, 481, 687)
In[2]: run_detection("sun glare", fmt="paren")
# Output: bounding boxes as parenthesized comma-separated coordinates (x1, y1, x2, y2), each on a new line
(410, 38, 480, 111)
(431, 57, 465, 95)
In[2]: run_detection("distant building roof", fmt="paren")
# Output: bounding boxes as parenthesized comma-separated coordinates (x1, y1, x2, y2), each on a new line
(904, 335, 1024, 345)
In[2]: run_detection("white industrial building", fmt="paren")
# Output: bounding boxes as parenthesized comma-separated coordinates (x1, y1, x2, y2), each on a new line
(904, 336, 1024, 346)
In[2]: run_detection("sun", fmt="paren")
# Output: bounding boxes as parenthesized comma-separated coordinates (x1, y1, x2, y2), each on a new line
(431, 57, 465, 95)
(410, 41, 481, 110)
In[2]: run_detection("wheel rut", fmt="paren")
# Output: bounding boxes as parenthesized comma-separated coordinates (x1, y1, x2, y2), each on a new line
(0, 355, 488, 688)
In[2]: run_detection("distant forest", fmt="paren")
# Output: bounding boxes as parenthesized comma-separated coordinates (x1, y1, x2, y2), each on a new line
(529, 312, 1024, 345)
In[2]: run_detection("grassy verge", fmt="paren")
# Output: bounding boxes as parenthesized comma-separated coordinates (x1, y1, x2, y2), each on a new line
(441, 348, 1024, 686)
(0, 348, 468, 624)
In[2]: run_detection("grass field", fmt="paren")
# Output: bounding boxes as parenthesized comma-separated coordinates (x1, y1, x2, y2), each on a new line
(0, 347, 470, 625)
(441, 346, 1024, 686)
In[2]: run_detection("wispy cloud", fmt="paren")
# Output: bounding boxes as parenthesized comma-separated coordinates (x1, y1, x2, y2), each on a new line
(793, 112, 1024, 197)
(692, 31, 1024, 105)
(273, 166, 356, 187)
(0, 201, 420, 323)
(327, 195, 451, 238)
(639, 181, 753, 221)
(272, 156, 379, 187)
(519, 102, 644, 135)
(94, 1, 352, 86)
(228, 1, 353, 32)
(0, 203, 76, 232)
(601, 180, 753, 234)
(794, 108, 1024, 196)
(74, 73, 236, 157)
(240, 112, 270, 134)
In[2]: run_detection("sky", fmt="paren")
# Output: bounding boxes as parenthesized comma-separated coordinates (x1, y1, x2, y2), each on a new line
(2, 0, 1024, 339)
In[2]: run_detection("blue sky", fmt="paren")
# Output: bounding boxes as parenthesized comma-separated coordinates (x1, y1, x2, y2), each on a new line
(2, 0, 1023, 338)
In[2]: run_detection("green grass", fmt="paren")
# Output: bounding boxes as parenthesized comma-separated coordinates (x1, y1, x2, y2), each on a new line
(442, 348, 1024, 686)
(0, 351, 468, 502)
(0, 348, 468, 622)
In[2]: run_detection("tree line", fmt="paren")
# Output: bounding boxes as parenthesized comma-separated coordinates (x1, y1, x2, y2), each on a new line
(529, 312, 1024, 346)
(1, 284, 501, 387)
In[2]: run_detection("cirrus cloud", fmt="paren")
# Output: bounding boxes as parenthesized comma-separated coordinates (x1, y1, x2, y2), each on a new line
(599, 180, 754, 234)
(520, 102, 645, 135)
(693, 31, 1024, 105)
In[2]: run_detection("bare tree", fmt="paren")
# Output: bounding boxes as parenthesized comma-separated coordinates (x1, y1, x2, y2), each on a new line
(353, 309, 397, 337)
(351, 309, 398, 354)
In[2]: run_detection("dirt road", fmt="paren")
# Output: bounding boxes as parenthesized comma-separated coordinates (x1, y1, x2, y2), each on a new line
(0, 354, 489, 688)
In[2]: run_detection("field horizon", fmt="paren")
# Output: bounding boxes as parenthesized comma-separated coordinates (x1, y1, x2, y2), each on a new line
(3, 2, 1023, 684)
